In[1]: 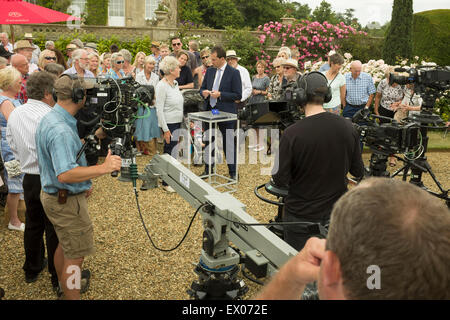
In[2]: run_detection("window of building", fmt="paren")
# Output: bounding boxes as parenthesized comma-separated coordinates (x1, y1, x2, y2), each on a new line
(71, 0, 87, 14)
(109, 0, 125, 17)
(145, 0, 159, 20)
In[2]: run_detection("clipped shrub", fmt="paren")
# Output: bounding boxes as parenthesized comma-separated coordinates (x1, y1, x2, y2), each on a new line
(29, 31, 154, 58)
(382, 0, 413, 65)
(412, 9, 450, 66)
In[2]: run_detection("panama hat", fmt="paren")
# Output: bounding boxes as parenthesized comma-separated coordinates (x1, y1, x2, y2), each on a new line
(226, 50, 241, 61)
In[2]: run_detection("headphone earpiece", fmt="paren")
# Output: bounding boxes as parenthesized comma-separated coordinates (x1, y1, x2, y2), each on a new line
(298, 71, 332, 104)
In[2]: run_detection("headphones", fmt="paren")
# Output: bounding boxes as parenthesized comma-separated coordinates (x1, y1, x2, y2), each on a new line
(52, 73, 86, 104)
(296, 71, 332, 106)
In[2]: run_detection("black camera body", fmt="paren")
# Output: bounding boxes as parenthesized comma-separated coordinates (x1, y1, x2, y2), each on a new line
(237, 79, 304, 130)
(237, 100, 301, 130)
(355, 121, 420, 155)
(83, 76, 155, 139)
(390, 66, 450, 88)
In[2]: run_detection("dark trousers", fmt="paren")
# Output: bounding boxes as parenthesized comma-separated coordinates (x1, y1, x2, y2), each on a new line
(23, 174, 58, 282)
(343, 103, 366, 153)
(204, 120, 237, 176)
(378, 106, 395, 124)
(162, 122, 181, 186)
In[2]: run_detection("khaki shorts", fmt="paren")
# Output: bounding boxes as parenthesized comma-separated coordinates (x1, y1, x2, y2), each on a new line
(41, 191, 95, 259)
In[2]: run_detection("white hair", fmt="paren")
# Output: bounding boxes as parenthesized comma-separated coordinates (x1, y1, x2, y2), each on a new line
(111, 52, 124, 65)
(72, 49, 87, 61)
(119, 49, 132, 63)
(159, 56, 179, 75)
(45, 41, 55, 49)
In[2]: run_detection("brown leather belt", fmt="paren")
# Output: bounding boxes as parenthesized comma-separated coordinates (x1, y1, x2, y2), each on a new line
(47, 190, 84, 204)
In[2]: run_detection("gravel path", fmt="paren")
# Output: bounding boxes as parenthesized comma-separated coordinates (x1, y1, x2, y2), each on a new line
(0, 148, 448, 300)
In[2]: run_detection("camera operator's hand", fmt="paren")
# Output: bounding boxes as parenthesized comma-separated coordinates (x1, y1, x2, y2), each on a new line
(255, 237, 325, 300)
(101, 150, 122, 174)
(290, 237, 326, 285)
(164, 130, 171, 144)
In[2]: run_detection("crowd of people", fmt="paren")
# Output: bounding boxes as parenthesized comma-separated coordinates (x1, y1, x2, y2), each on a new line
(1, 31, 447, 301)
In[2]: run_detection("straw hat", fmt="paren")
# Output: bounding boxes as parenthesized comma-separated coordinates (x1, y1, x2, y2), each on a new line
(14, 40, 33, 51)
(225, 50, 241, 61)
(24, 33, 34, 40)
(282, 58, 299, 70)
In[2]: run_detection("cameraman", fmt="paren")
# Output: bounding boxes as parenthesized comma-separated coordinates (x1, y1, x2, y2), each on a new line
(256, 178, 450, 300)
(272, 72, 364, 251)
(36, 75, 122, 300)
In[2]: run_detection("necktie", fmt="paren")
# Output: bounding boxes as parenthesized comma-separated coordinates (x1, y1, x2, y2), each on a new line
(210, 68, 222, 107)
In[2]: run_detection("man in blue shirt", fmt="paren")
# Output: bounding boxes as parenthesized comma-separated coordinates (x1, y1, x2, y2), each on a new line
(343, 60, 376, 119)
(36, 74, 122, 300)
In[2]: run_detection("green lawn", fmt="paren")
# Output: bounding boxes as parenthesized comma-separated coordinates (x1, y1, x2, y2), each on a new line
(427, 130, 450, 150)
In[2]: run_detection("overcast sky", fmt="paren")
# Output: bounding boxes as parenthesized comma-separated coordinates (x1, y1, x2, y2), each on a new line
(292, 0, 450, 26)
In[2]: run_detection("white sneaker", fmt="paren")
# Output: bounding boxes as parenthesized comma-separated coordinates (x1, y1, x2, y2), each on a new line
(8, 222, 25, 232)
(162, 185, 175, 193)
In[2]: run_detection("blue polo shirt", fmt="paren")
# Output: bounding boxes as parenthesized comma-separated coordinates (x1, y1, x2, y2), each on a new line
(36, 104, 92, 194)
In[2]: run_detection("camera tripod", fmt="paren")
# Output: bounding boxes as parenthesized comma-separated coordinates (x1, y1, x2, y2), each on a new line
(366, 108, 449, 207)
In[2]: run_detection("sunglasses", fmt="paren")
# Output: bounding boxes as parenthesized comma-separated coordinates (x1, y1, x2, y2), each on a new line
(172, 43, 182, 46)
(44, 57, 57, 61)
(116, 60, 125, 64)
(201, 55, 209, 59)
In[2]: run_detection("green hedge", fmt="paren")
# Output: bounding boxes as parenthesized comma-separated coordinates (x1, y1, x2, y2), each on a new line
(338, 35, 384, 63)
(412, 10, 450, 66)
(29, 31, 154, 57)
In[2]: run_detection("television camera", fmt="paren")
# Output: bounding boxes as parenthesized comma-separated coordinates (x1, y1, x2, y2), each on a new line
(237, 80, 304, 130)
(354, 65, 449, 205)
(77, 76, 154, 181)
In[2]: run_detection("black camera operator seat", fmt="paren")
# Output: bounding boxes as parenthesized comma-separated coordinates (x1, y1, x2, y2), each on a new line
(139, 154, 298, 299)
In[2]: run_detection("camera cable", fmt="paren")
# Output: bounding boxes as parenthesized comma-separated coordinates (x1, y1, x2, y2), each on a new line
(132, 172, 207, 252)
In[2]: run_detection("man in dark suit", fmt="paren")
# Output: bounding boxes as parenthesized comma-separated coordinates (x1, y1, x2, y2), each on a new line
(199, 46, 242, 179)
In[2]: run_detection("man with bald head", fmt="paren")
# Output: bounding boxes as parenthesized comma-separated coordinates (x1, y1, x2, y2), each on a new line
(11, 54, 30, 104)
(343, 60, 376, 119)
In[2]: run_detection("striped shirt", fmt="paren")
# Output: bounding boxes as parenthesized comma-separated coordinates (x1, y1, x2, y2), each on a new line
(345, 72, 376, 106)
(6, 99, 52, 175)
(36, 104, 92, 194)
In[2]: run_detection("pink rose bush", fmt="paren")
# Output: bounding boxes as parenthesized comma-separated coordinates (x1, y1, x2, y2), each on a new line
(257, 20, 367, 71)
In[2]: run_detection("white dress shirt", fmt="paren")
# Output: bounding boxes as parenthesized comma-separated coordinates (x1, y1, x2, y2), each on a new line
(6, 99, 52, 175)
(213, 62, 227, 90)
(236, 64, 252, 101)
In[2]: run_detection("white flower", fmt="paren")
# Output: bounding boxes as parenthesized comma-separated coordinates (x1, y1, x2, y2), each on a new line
(304, 61, 312, 69)
(344, 52, 352, 59)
